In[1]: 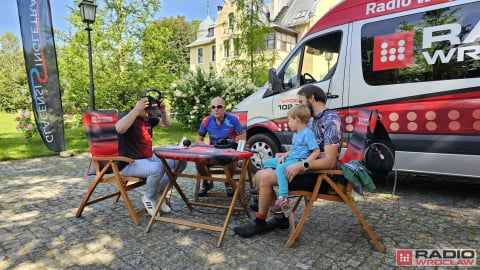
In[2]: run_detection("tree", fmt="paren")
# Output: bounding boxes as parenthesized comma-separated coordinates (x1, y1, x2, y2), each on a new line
(58, 0, 162, 113)
(140, 16, 197, 91)
(167, 67, 257, 129)
(224, 0, 276, 86)
(0, 32, 29, 112)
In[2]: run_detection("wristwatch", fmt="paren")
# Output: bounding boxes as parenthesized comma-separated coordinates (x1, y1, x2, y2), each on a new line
(302, 161, 309, 172)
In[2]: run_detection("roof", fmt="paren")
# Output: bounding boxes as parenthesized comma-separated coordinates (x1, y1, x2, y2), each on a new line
(188, 14, 215, 48)
(273, 0, 318, 27)
(305, 0, 452, 37)
(198, 14, 214, 31)
(187, 36, 215, 48)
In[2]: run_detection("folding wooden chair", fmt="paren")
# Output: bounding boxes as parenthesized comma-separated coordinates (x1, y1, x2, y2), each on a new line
(286, 109, 384, 252)
(194, 111, 254, 201)
(75, 110, 147, 225)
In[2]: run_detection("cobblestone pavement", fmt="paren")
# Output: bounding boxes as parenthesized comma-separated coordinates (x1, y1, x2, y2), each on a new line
(0, 153, 479, 270)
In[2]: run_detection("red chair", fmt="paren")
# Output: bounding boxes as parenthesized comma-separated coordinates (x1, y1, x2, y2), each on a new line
(76, 110, 147, 225)
(286, 109, 384, 251)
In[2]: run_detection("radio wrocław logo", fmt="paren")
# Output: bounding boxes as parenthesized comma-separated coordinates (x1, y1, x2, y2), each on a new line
(396, 249, 476, 266)
(373, 31, 414, 71)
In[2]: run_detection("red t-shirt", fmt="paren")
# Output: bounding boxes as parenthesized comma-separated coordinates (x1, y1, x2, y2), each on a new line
(117, 111, 160, 160)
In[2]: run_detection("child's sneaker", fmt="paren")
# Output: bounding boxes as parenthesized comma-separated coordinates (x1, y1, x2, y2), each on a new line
(270, 197, 290, 213)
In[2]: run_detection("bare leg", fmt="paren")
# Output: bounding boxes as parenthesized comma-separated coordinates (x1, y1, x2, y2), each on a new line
(256, 168, 277, 216)
(233, 168, 286, 238)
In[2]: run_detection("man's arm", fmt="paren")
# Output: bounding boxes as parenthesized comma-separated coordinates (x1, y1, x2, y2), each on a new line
(195, 134, 208, 145)
(195, 116, 210, 145)
(115, 97, 148, 134)
(154, 99, 170, 128)
(156, 107, 171, 128)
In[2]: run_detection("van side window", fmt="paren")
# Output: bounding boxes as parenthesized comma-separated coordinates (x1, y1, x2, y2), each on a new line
(361, 2, 480, 85)
(302, 32, 341, 84)
(280, 31, 342, 90)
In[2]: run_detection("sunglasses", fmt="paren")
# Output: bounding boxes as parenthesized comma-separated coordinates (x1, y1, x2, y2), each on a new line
(210, 104, 225, 110)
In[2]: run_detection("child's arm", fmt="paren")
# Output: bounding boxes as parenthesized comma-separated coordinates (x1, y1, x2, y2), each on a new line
(305, 148, 320, 164)
(278, 151, 290, 164)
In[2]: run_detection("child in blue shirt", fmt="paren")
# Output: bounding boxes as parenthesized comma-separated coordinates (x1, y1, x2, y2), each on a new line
(263, 104, 320, 213)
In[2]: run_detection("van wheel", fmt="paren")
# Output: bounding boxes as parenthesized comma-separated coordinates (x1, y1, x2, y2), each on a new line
(247, 134, 280, 172)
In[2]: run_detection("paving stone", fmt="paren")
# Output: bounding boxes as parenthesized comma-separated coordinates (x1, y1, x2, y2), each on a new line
(0, 153, 479, 269)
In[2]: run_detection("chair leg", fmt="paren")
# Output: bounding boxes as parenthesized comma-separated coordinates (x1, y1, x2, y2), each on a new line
(76, 173, 104, 218)
(288, 195, 304, 235)
(324, 177, 384, 252)
(285, 194, 317, 248)
(285, 177, 323, 248)
(343, 198, 384, 252)
(112, 170, 141, 226)
(246, 165, 253, 189)
(194, 179, 201, 202)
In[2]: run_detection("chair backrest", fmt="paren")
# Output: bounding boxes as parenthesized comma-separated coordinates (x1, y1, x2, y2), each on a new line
(340, 109, 378, 165)
(340, 109, 395, 176)
(82, 110, 119, 157)
(228, 111, 247, 128)
(228, 111, 248, 141)
(82, 110, 119, 175)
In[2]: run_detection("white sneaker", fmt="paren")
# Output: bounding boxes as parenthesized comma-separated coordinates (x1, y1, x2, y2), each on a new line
(142, 195, 158, 217)
(160, 200, 171, 213)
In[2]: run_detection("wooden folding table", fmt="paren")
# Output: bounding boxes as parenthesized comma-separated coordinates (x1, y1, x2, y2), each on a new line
(145, 145, 252, 247)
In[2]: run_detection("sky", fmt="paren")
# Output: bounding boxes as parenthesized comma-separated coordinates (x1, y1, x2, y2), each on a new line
(1, 0, 224, 37)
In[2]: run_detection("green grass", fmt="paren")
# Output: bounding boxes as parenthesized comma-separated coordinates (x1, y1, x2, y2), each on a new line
(0, 111, 197, 161)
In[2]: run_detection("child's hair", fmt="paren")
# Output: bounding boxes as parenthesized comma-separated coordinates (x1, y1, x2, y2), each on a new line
(287, 104, 311, 124)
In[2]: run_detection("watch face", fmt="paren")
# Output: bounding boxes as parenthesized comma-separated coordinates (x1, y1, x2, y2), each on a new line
(303, 161, 309, 169)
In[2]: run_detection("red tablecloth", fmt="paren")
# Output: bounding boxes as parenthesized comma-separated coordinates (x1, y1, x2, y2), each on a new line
(153, 145, 253, 166)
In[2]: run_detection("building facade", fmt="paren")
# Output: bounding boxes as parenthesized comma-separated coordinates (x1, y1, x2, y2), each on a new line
(187, 0, 342, 74)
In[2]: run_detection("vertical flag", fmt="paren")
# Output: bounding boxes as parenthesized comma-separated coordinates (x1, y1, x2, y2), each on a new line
(16, 0, 65, 152)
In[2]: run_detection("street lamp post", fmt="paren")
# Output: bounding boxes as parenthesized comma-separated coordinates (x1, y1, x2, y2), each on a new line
(79, 0, 97, 110)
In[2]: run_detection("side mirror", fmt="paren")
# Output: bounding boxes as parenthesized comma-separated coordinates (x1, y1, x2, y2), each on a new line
(268, 68, 283, 92)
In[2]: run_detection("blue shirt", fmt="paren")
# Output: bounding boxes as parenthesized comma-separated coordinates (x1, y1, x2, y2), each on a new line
(198, 113, 245, 145)
(289, 127, 319, 159)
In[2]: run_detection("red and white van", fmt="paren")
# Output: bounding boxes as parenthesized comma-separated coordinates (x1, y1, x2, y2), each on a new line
(234, 0, 480, 178)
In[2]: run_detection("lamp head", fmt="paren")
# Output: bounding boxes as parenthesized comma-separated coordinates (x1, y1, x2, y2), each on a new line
(79, 0, 97, 24)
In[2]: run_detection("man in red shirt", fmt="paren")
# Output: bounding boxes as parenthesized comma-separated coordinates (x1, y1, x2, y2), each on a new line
(116, 95, 186, 216)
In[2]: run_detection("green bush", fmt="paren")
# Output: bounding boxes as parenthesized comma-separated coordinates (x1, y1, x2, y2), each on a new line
(167, 68, 257, 129)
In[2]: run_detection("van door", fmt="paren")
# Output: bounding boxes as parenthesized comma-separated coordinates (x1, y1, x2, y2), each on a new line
(271, 26, 347, 148)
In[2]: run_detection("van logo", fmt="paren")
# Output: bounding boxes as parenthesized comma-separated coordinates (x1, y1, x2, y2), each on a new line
(373, 31, 414, 71)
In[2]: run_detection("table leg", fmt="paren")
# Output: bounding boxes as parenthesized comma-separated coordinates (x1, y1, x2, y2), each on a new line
(145, 158, 192, 233)
(217, 158, 251, 247)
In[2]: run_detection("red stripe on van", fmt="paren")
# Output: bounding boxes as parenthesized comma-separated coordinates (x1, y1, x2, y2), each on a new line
(306, 0, 452, 38)
(337, 91, 480, 135)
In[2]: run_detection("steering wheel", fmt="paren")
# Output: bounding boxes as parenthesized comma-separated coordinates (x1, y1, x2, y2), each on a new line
(302, 73, 316, 84)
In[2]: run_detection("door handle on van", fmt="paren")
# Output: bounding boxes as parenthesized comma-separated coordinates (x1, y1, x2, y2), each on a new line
(327, 94, 339, 99)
